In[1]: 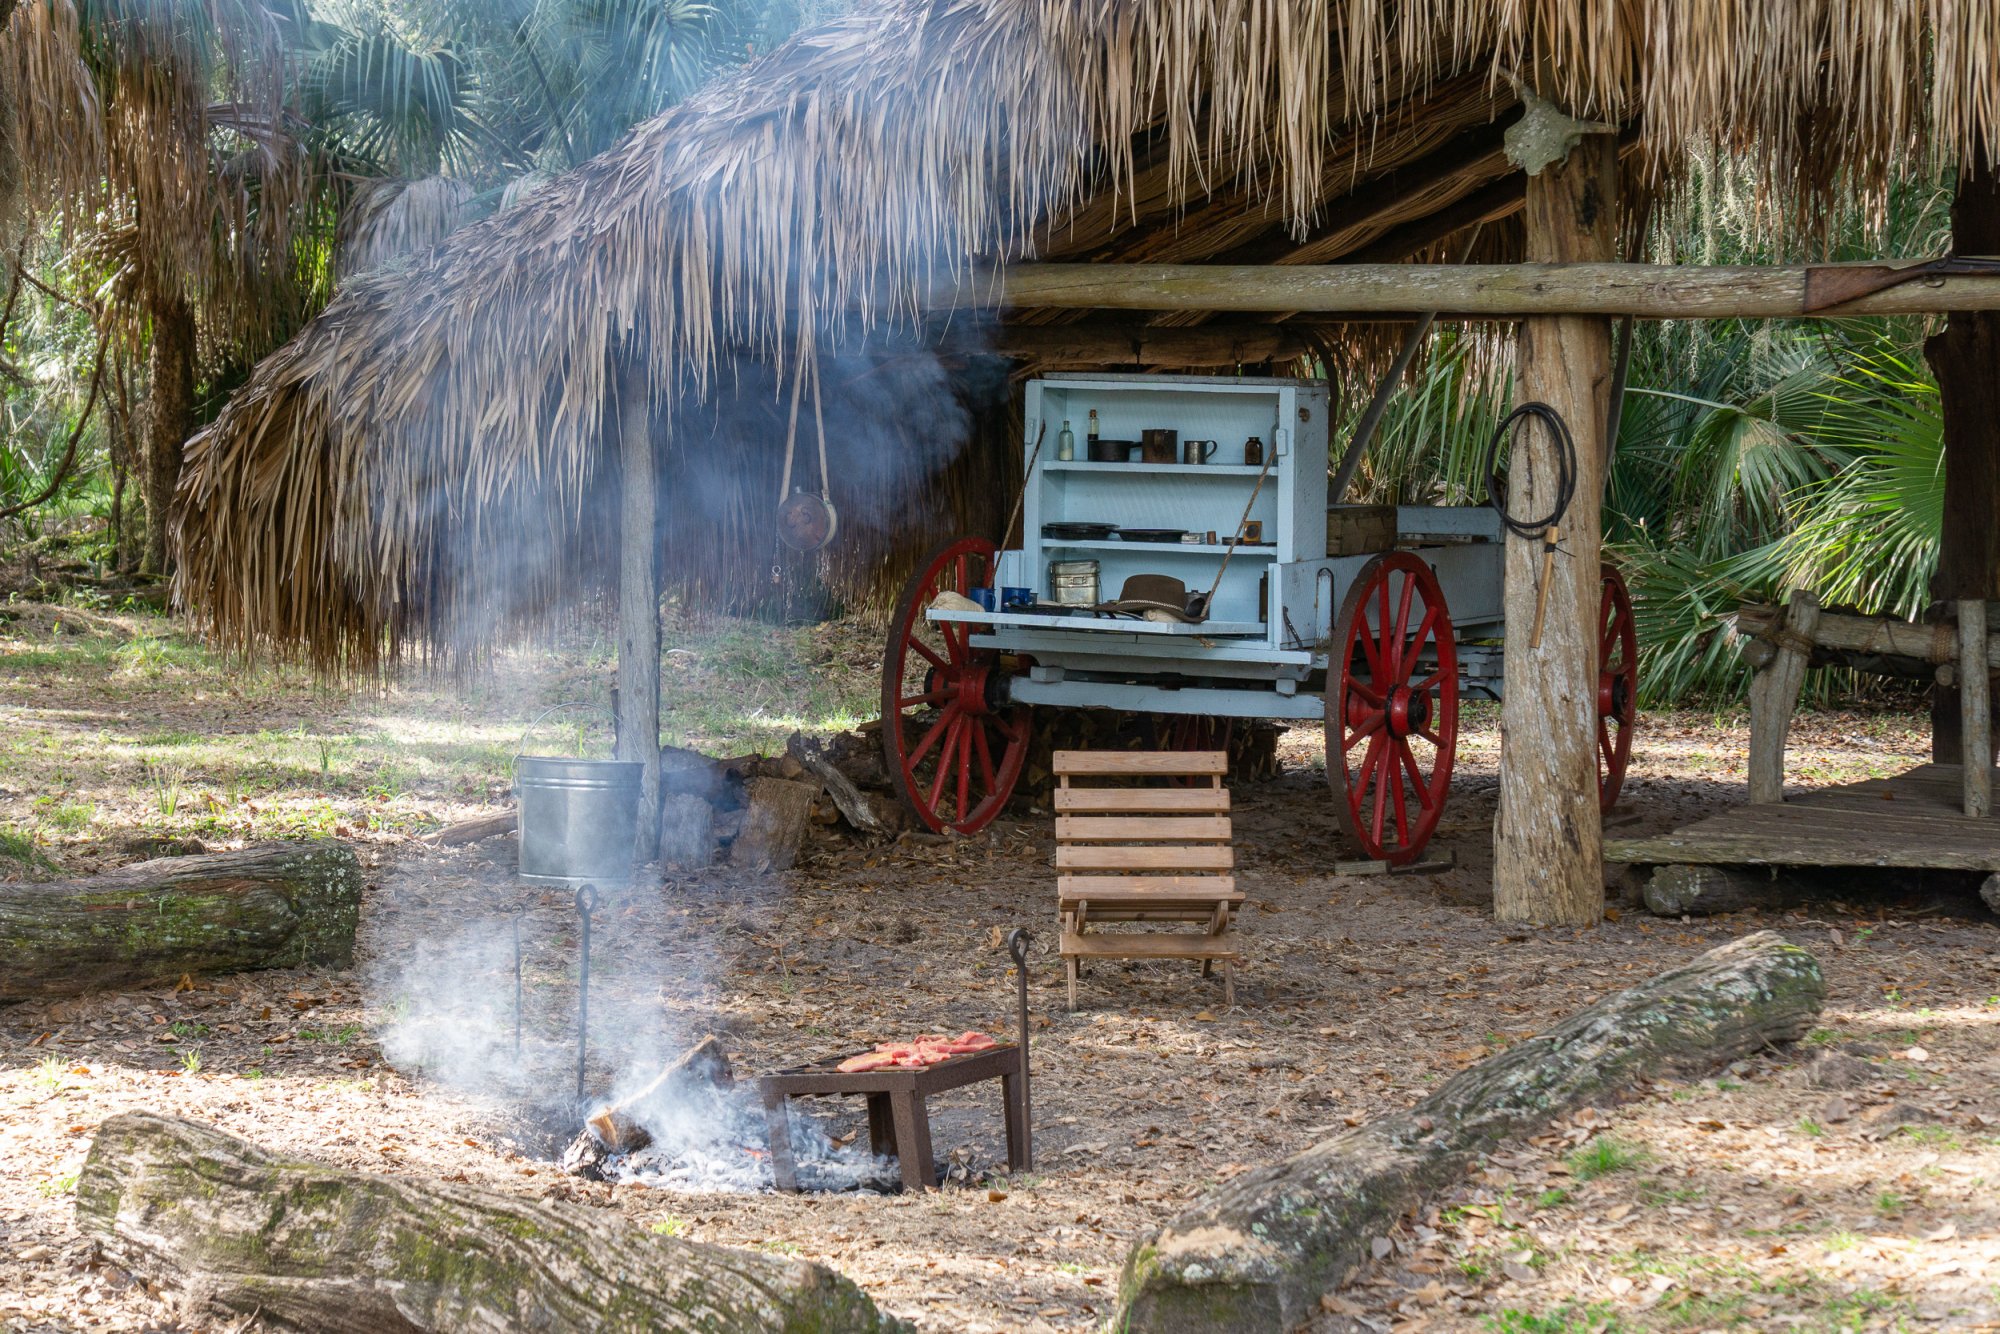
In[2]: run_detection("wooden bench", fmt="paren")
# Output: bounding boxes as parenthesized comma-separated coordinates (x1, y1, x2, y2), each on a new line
(1054, 750, 1242, 1007)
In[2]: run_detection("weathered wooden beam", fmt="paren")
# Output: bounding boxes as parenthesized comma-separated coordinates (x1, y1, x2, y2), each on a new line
(1492, 131, 1614, 928)
(1746, 592, 1822, 804)
(1114, 933, 1825, 1332)
(615, 362, 661, 863)
(941, 261, 2000, 318)
(1735, 601, 1980, 665)
(950, 321, 1319, 366)
(1961, 599, 1991, 817)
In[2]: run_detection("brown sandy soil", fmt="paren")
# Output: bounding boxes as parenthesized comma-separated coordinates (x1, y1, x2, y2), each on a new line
(2, 605, 1997, 1333)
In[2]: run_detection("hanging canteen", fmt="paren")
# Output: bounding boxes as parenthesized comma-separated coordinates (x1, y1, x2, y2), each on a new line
(776, 490, 839, 552)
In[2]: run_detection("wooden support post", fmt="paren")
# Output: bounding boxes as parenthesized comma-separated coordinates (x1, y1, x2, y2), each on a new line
(1746, 591, 1821, 804)
(1960, 599, 1991, 817)
(1927, 151, 2000, 765)
(615, 363, 661, 863)
(1493, 128, 1616, 927)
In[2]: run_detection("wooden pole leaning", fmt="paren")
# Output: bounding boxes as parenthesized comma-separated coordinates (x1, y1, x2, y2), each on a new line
(1492, 130, 1615, 928)
(615, 361, 663, 863)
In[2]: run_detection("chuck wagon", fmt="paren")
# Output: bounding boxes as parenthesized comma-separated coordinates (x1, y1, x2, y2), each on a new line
(878, 373, 1637, 864)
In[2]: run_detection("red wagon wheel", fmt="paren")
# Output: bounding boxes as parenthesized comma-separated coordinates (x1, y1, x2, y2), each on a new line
(1325, 552, 1459, 865)
(1149, 714, 1235, 785)
(1597, 562, 1638, 811)
(880, 537, 1032, 834)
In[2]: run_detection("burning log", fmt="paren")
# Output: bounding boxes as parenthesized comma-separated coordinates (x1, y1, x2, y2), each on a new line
(79, 1113, 907, 1333)
(1114, 932, 1826, 1333)
(561, 1036, 734, 1180)
(731, 777, 818, 870)
(0, 842, 363, 1003)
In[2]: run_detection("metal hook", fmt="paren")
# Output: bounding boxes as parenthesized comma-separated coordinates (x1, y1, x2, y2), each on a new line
(574, 885, 596, 1098)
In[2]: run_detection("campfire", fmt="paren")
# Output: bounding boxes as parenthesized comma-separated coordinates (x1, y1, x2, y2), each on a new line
(558, 932, 1034, 1194)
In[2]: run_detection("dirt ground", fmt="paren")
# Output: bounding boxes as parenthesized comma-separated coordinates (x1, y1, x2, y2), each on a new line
(3, 604, 1999, 1332)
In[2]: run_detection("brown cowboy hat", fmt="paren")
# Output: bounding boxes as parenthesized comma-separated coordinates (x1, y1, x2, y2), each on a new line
(1094, 573, 1207, 622)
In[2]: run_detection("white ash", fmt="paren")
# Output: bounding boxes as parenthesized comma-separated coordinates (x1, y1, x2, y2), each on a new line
(609, 1082, 900, 1193)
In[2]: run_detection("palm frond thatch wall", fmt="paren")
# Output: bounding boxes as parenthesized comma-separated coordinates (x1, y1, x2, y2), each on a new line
(175, 0, 2000, 671)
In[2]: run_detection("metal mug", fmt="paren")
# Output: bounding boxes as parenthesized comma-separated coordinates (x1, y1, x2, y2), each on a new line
(1182, 439, 1217, 465)
(1141, 428, 1178, 463)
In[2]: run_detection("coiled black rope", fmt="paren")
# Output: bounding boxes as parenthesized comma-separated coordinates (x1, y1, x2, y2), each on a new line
(1483, 401, 1577, 539)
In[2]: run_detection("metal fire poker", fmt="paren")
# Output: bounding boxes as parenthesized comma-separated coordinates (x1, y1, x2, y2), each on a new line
(574, 884, 597, 1098)
(1005, 927, 1033, 1169)
(512, 909, 524, 1060)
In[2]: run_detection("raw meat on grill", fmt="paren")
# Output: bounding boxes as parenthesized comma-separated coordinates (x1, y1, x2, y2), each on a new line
(835, 1031, 997, 1072)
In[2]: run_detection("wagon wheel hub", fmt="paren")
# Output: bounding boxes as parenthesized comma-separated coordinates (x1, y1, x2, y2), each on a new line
(952, 662, 994, 718)
(1598, 671, 1631, 721)
(1387, 686, 1429, 738)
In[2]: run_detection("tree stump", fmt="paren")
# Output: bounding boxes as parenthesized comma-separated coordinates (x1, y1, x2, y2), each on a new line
(0, 842, 362, 1003)
(658, 794, 716, 869)
(1115, 932, 1825, 1333)
(78, 1113, 907, 1333)
(731, 777, 817, 871)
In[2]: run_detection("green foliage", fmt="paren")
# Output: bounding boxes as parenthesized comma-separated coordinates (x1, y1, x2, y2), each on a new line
(1486, 1303, 1622, 1333)
(1565, 1136, 1648, 1181)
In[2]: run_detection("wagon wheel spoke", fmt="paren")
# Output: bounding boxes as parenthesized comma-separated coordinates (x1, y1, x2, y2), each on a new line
(1387, 743, 1410, 841)
(1367, 739, 1391, 846)
(1344, 708, 1384, 751)
(900, 688, 949, 709)
(1399, 741, 1437, 811)
(954, 723, 973, 823)
(1390, 570, 1417, 660)
(925, 714, 964, 811)
(972, 721, 997, 798)
(909, 705, 957, 767)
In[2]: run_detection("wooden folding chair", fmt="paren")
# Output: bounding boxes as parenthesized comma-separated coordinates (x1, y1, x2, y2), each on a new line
(1054, 749, 1242, 1008)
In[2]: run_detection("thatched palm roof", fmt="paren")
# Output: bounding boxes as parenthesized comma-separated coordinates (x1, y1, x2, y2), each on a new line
(178, 0, 2000, 670)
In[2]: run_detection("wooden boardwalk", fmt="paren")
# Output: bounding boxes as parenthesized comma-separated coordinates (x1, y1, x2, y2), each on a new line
(1605, 763, 2000, 873)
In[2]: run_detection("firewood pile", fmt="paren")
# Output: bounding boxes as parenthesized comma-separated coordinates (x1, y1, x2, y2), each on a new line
(429, 711, 1282, 869)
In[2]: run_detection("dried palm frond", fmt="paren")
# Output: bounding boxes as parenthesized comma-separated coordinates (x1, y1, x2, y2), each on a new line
(176, 0, 2000, 674)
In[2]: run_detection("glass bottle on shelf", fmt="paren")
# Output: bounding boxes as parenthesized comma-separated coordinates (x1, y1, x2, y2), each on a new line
(1056, 419, 1075, 461)
(1087, 409, 1100, 450)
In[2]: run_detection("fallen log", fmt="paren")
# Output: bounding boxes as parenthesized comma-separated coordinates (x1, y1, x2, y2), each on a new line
(1114, 932, 1825, 1333)
(1642, 864, 1799, 917)
(0, 842, 363, 1003)
(79, 1113, 906, 1334)
(790, 734, 888, 836)
(560, 1035, 735, 1179)
(423, 813, 515, 847)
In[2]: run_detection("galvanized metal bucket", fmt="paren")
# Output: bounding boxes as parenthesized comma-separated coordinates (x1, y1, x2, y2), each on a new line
(513, 706, 641, 887)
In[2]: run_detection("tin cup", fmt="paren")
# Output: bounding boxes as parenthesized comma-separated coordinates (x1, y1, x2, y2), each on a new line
(969, 586, 996, 611)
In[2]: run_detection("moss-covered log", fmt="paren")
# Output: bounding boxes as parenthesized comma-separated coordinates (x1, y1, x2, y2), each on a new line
(1115, 932, 1825, 1333)
(78, 1113, 909, 1333)
(0, 842, 362, 1002)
